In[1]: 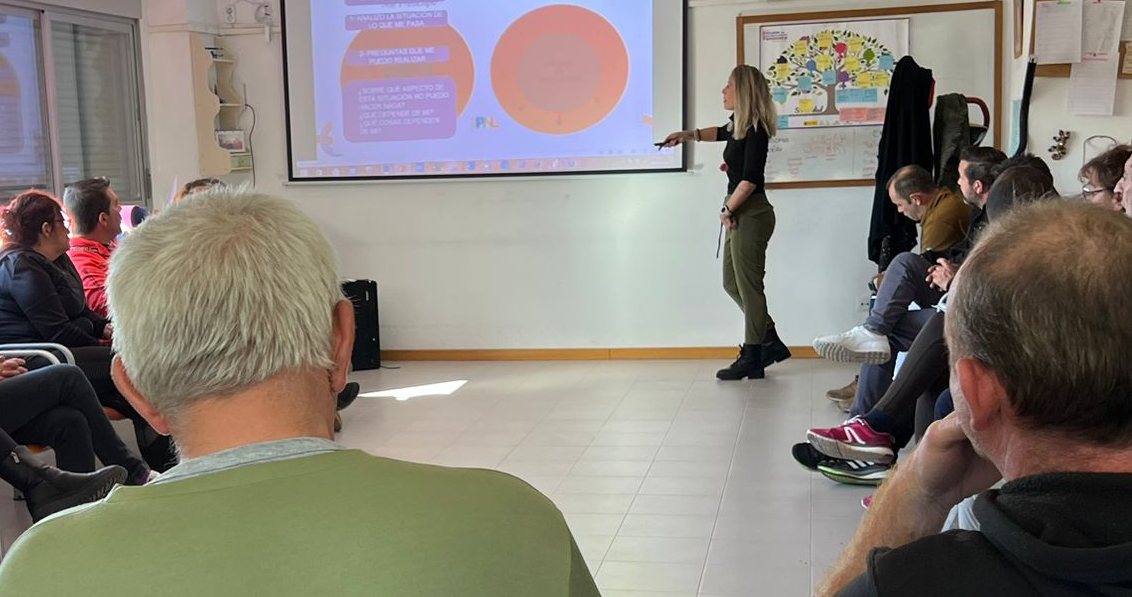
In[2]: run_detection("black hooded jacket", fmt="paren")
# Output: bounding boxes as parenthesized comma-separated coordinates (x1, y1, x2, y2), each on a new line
(868, 56, 934, 268)
(838, 473, 1132, 596)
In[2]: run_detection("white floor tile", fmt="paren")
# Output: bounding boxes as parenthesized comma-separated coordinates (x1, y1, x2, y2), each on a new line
(0, 358, 869, 597)
(604, 536, 711, 565)
(597, 561, 704, 593)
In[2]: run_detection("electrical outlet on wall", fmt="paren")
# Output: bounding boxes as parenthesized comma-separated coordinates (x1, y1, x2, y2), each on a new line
(857, 296, 873, 313)
(224, 5, 237, 24)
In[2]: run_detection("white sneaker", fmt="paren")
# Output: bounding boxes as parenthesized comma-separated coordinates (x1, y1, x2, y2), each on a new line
(812, 326, 891, 364)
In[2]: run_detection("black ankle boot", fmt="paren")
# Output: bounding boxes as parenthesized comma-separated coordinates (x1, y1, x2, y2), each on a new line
(716, 344, 765, 380)
(0, 446, 126, 522)
(761, 327, 792, 368)
(337, 382, 360, 411)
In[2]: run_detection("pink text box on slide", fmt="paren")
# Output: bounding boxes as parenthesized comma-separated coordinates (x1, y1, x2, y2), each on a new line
(343, 77, 457, 142)
(345, 11, 447, 31)
(346, 46, 450, 67)
(346, 0, 442, 5)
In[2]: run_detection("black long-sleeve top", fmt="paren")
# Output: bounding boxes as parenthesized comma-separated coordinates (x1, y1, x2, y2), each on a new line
(0, 246, 107, 346)
(717, 117, 769, 197)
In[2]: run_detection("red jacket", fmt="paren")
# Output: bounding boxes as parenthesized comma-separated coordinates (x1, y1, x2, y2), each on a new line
(67, 237, 114, 319)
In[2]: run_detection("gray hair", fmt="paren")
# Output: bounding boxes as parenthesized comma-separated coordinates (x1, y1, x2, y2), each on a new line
(946, 200, 1132, 446)
(107, 188, 343, 418)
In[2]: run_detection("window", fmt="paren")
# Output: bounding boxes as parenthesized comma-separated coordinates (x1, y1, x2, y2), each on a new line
(0, 6, 51, 198)
(0, 2, 146, 204)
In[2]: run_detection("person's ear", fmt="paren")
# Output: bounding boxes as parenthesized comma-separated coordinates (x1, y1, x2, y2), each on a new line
(111, 356, 173, 436)
(973, 180, 986, 197)
(328, 300, 356, 394)
(954, 358, 1008, 432)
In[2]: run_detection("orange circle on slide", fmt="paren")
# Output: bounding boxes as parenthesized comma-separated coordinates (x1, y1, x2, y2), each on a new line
(341, 25, 474, 115)
(492, 5, 628, 135)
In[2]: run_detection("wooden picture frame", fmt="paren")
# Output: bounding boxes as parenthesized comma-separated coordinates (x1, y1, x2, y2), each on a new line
(735, 2, 1004, 189)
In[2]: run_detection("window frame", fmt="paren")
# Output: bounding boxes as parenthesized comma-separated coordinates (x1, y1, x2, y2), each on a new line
(0, 0, 149, 206)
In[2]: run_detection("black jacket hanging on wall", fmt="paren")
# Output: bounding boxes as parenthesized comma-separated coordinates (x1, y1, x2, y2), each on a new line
(868, 56, 934, 267)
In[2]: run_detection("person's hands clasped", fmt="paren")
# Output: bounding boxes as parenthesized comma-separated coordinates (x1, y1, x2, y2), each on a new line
(926, 259, 958, 291)
(101, 322, 114, 341)
(905, 413, 1002, 517)
(0, 356, 27, 379)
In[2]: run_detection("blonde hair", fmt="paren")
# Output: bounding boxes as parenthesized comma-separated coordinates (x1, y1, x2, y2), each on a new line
(107, 188, 344, 419)
(729, 64, 777, 140)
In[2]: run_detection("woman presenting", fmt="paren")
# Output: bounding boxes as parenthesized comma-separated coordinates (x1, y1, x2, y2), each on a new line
(663, 64, 790, 380)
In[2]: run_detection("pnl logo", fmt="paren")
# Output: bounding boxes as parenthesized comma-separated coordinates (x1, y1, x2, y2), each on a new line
(474, 116, 500, 129)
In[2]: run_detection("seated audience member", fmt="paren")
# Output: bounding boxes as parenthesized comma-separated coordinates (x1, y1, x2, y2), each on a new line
(173, 177, 225, 203)
(0, 425, 124, 522)
(814, 155, 999, 415)
(63, 178, 121, 319)
(1079, 144, 1131, 212)
(816, 200, 1132, 596)
(1110, 148, 1131, 215)
(0, 191, 175, 471)
(169, 175, 359, 423)
(0, 358, 152, 485)
(0, 191, 108, 346)
(799, 164, 1056, 485)
(0, 189, 600, 596)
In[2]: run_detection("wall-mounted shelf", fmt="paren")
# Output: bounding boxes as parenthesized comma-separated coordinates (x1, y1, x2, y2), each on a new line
(190, 34, 231, 177)
(190, 34, 252, 178)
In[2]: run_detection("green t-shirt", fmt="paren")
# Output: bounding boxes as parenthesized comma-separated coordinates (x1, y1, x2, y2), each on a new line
(0, 450, 599, 596)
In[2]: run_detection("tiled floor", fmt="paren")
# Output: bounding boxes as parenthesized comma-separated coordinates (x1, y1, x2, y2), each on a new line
(0, 358, 870, 596)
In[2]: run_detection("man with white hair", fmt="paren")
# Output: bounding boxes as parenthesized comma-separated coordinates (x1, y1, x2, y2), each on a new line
(0, 189, 600, 597)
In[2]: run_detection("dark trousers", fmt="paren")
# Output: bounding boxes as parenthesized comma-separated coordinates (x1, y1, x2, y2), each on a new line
(1, 365, 146, 476)
(0, 427, 15, 455)
(851, 308, 936, 417)
(863, 252, 944, 336)
(34, 347, 177, 472)
(722, 195, 776, 344)
(863, 311, 950, 448)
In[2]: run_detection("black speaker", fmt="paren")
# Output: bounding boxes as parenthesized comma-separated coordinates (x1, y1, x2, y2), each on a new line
(341, 279, 380, 371)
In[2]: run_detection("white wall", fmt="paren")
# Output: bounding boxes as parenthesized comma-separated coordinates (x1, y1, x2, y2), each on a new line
(137, 0, 1131, 350)
(1010, 1, 1132, 189)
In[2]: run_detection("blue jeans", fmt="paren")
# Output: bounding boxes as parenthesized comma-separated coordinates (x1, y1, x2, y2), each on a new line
(850, 308, 936, 418)
(863, 252, 943, 336)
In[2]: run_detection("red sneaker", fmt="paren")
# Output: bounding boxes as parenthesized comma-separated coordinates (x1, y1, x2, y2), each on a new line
(806, 417, 896, 464)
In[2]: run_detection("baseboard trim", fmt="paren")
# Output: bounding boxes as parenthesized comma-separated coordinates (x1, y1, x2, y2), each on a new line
(382, 346, 819, 362)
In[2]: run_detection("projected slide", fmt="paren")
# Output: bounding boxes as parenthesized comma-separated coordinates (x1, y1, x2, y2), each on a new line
(283, 0, 686, 180)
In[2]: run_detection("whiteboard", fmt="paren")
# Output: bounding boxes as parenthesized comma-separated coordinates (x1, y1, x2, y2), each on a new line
(740, 4, 1001, 185)
(767, 126, 882, 182)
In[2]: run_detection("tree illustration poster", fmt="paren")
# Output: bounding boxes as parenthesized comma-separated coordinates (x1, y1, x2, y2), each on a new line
(760, 19, 908, 129)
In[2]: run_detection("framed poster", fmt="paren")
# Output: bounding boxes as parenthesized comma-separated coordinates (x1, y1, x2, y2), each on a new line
(760, 19, 909, 130)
